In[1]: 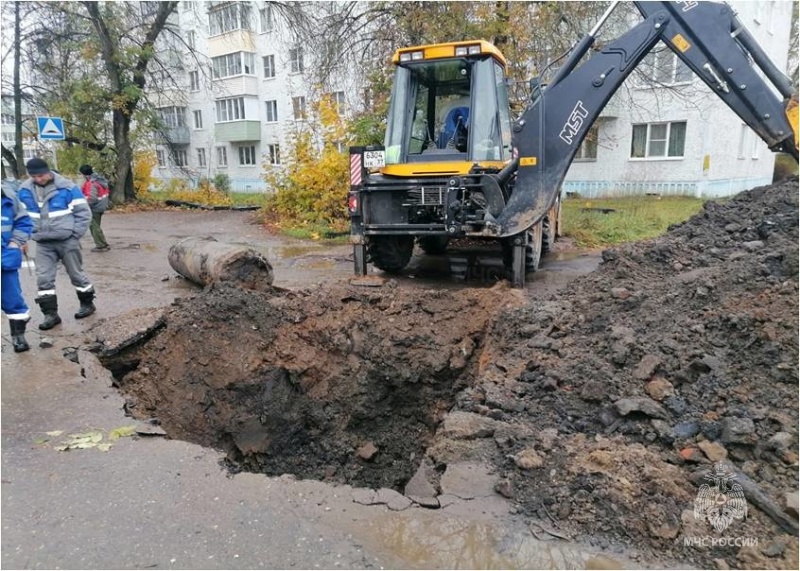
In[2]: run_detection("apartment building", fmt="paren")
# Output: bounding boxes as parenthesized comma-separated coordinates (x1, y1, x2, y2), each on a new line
(154, 1, 793, 197)
(152, 0, 359, 192)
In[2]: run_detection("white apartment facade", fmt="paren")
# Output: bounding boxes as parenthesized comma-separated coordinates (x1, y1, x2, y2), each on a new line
(154, 1, 794, 197)
(152, 0, 360, 192)
(563, 0, 794, 198)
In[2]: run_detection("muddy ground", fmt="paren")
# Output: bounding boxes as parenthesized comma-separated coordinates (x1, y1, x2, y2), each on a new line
(87, 180, 798, 569)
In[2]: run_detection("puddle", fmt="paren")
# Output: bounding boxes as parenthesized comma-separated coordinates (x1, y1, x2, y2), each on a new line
(361, 512, 636, 570)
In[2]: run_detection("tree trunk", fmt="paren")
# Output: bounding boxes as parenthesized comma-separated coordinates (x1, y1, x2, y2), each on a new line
(13, 1, 23, 177)
(111, 108, 134, 204)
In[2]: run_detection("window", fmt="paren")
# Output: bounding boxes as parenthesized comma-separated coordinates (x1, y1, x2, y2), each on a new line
(238, 145, 257, 165)
(2, 131, 15, 143)
(265, 100, 278, 123)
(215, 97, 246, 122)
(156, 149, 166, 166)
(171, 149, 188, 167)
(212, 52, 256, 79)
(263, 55, 275, 79)
(292, 96, 307, 120)
(197, 148, 207, 167)
(158, 106, 186, 128)
(216, 146, 228, 167)
(189, 70, 200, 91)
(186, 30, 196, 49)
(289, 47, 304, 74)
(640, 48, 691, 85)
(631, 121, 686, 158)
(259, 4, 273, 32)
(1, 114, 14, 124)
(326, 91, 345, 114)
(737, 123, 748, 159)
(575, 124, 599, 161)
(193, 110, 203, 129)
(267, 144, 280, 165)
(209, 2, 252, 36)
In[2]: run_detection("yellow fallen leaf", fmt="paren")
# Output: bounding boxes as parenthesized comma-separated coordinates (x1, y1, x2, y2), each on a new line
(108, 426, 137, 441)
(45, 430, 64, 437)
(97, 443, 113, 452)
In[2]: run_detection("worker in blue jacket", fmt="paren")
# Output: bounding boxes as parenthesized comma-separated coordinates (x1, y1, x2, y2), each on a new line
(17, 158, 97, 330)
(2, 178, 34, 351)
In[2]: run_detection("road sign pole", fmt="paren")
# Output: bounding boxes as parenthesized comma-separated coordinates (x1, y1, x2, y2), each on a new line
(50, 141, 58, 171)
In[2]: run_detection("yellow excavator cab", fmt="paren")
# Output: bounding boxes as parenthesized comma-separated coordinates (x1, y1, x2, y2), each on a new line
(381, 40, 513, 177)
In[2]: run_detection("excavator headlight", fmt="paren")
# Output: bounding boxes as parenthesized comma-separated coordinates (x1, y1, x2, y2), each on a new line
(399, 53, 412, 62)
(455, 46, 468, 56)
(467, 45, 481, 55)
(411, 51, 424, 61)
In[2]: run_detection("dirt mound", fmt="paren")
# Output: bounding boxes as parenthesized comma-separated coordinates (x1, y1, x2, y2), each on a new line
(90, 180, 798, 569)
(466, 180, 798, 567)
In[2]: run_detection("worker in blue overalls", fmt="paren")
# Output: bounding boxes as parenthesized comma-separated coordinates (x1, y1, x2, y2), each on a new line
(1, 178, 33, 352)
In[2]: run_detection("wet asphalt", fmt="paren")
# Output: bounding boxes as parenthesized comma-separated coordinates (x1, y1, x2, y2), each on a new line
(1, 209, 615, 570)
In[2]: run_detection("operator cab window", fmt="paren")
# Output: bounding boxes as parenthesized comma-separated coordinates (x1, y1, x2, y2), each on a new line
(384, 56, 510, 164)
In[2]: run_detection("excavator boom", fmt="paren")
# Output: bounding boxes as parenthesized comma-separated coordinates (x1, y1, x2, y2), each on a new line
(497, 0, 798, 238)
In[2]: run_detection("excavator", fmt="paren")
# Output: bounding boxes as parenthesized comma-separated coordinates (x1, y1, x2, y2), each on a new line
(348, 0, 799, 287)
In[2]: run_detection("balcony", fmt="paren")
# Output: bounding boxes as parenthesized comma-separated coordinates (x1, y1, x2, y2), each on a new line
(157, 126, 191, 146)
(215, 121, 261, 142)
(207, 30, 255, 58)
(212, 75, 259, 97)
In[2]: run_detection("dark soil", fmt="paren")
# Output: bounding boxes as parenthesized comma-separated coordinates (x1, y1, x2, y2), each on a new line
(466, 179, 799, 568)
(98, 281, 526, 490)
(90, 179, 798, 569)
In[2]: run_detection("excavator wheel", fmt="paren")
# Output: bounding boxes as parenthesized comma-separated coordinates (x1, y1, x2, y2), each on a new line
(502, 222, 543, 283)
(418, 236, 450, 255)
(367, 236, 414, 274)
(542, 216, 555, 255)
(541, 199, 560, 255)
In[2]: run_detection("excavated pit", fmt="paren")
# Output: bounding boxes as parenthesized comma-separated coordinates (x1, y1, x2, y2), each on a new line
(94, 283, 525, 491)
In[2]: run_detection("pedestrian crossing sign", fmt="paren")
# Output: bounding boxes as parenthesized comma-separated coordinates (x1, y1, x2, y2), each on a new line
(37, 117, 65, 140)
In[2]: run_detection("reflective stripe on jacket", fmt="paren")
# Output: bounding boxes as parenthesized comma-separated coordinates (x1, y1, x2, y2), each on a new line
(18, 174, 90, 242)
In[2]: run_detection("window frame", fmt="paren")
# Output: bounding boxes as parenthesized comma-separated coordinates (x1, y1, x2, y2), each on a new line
(263, 54, 276, 79)
(292, 96, 307, 121)
(630, 121, 687, 160)
(216, 146, 228, 168)
(265, 100, 278, 123)
(193, 109, 203, 130)
(208, 2, 252, 37)
(259, 4, 274, 33)
(238, 145, 257, 166)
(212, 51, 257, 80)
(197, 147, 207, 168)
(189, 70, 200, 92)
(267, 144, 281, 165)
(215, 97, 247, 123)
(289, 47, 304, 74)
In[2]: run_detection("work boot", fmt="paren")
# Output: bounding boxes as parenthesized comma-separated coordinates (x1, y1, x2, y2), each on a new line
(36, 295, 62, 330)
(74, 288, 96, 319)
(9, 319, 30, 353)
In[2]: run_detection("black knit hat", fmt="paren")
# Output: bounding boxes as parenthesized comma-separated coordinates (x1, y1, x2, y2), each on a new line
(79, 164, 93, 176)
(26, 158, 50, 175)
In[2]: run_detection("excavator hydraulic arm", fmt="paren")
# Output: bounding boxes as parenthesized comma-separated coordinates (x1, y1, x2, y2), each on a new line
(496, 0, 798, 239)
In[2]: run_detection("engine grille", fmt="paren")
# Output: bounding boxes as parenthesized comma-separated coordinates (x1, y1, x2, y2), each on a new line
(405, 186, 446, 206)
